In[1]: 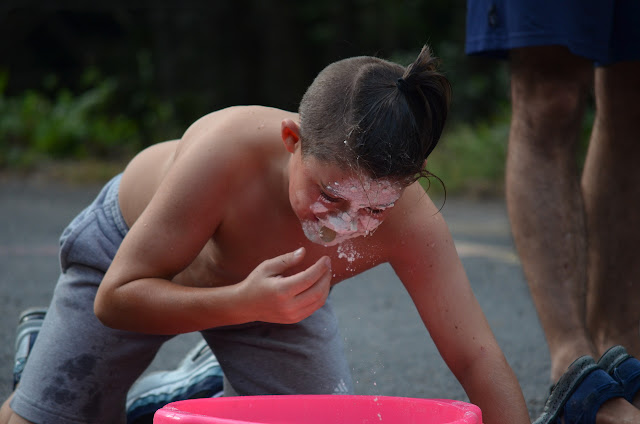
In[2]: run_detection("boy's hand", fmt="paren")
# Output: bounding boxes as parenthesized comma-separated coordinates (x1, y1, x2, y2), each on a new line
(238, 247, 332, 324)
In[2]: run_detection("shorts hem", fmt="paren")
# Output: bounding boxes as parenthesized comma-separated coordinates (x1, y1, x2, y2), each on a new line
(11, 391, 94, 424)
(465, 33, 609, 63)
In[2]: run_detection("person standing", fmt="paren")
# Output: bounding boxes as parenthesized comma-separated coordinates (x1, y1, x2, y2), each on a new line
(466, 1, 640, 422)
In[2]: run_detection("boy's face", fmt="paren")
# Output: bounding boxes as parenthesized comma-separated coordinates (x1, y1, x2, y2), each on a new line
(288, 153, 403, 246)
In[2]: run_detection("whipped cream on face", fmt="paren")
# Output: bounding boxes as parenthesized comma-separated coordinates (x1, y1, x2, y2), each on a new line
(302, 177, 402, 246)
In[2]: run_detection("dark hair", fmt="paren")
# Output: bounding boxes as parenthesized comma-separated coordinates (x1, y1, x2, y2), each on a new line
(298, 45, 452, 183)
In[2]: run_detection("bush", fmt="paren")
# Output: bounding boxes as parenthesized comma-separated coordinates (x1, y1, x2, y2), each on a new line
(0, 70, 146, 169)
(424, 106, 511, 198)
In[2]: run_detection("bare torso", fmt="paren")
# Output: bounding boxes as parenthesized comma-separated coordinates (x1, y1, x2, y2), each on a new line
(117, 106, 390, 289)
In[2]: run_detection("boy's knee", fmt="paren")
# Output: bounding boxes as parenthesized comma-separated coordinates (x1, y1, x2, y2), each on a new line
(2, 415, 33, 424)
(0, 410, 34, 424)
(0, 394, 33, 424)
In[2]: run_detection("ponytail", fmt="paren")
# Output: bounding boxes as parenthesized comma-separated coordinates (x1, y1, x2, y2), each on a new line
(396, 45, 452, 159)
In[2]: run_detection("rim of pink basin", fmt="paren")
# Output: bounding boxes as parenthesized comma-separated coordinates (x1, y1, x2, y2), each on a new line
(153, 395, 482, 424)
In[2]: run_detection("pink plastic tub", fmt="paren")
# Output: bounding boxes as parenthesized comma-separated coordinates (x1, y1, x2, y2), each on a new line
(153, 395, 482, 423)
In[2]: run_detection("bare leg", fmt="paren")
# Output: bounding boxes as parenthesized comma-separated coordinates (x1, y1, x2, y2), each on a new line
(584, 61, 640, 359)
(508, 48, 640, 423)
(0, 395, 33, 424)
(507, 46, 596, 382)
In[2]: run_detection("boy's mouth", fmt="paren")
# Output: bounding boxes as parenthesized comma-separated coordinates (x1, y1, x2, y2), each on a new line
(319, 226, 337, 242)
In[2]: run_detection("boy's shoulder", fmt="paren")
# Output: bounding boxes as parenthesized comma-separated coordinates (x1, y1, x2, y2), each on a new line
(177, 106, 297, 158)
(169, 105, 297, 184)
(375, 183, 442, 245)
(192, 105, 298, 134)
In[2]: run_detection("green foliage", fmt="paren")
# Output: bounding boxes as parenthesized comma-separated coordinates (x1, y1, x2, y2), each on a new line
(0, 69, 180, 170)
(424, 106, 511, 197)
(0, 2, 513, 190)
(578, 103, 596, 169)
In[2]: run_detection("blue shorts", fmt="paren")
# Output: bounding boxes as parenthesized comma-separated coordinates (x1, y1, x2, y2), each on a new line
(465, 0, 640, 65)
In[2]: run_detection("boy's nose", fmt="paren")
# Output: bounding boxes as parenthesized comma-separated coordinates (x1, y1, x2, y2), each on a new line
(339, 211, 353, 222)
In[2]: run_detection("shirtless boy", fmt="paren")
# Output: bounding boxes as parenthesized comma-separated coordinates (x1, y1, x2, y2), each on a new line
(1, 46, 530, 424)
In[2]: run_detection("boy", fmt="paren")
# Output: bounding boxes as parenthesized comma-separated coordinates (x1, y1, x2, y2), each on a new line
(1, 45, 530, 424)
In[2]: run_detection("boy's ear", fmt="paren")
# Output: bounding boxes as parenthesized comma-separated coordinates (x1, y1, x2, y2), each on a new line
(281, 119, 301, 153)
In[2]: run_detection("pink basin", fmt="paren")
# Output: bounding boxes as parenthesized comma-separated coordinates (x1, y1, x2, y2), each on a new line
(154, 395, 482, 424)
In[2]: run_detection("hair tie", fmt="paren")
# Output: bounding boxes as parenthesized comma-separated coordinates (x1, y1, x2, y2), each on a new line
(396, 77, 410, 93)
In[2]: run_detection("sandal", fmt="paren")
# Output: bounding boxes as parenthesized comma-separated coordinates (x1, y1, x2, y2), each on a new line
(598, 345, 640, 403)
(533, 356, 625, 424)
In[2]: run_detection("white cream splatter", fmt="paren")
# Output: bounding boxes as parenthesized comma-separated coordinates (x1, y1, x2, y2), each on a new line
(302, 176, 402, 247)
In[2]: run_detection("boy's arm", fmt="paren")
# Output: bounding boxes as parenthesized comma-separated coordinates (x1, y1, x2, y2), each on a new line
(386, 184, 530, 424)
(95, 117, 331, 334)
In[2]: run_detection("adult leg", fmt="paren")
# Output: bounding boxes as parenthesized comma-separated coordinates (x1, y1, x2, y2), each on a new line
(508, 47, 640, 424)
(584, 61, 640, 360)
(507, 45, 595, 382)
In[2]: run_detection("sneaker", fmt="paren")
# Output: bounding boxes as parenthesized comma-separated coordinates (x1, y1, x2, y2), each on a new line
(126, 340, 224, 424)
(13, 307, 47, 389)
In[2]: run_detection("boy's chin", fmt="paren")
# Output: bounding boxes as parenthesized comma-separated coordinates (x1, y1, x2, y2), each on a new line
(306, 234, 356, 247)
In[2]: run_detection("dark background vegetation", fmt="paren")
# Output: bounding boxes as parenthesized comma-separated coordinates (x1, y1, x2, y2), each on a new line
(0, 0, 513, 192)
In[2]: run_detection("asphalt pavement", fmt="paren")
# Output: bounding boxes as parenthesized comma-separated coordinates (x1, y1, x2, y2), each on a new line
(0, 176, 550, 419)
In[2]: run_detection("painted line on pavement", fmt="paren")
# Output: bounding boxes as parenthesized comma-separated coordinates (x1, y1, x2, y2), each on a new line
(454, 240, 520, 264)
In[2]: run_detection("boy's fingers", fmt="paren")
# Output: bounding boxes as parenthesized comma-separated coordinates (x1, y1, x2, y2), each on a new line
(291, 270, 332, 321)
(280, 256, 332, 295)
(262, 247, 306, 275)
(295, 265, 331, 305)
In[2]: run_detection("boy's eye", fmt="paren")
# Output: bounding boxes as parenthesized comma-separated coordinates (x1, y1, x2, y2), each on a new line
(366, 207, 384, 215)
(320, 191, 341, 203)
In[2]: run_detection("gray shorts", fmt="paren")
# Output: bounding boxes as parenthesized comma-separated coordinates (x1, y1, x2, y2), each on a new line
(11, 174, 353, 424)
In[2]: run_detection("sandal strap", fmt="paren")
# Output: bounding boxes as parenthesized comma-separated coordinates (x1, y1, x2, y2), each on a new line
(563, 368, 625, 424)
(533, 356, 624, 424)
(598, 345, 640, 402)
(611, 356, 640, 403)
(598, 345, 631, 374)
